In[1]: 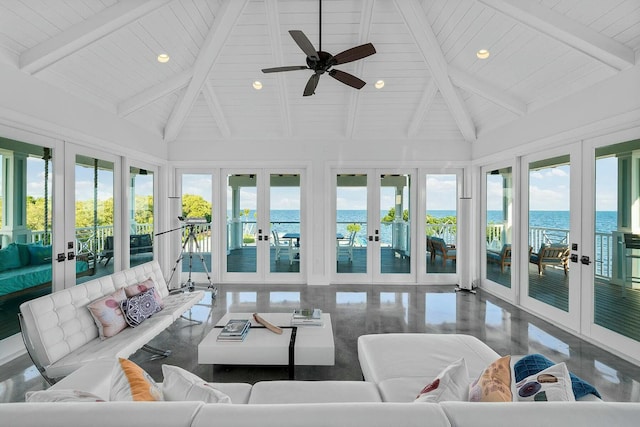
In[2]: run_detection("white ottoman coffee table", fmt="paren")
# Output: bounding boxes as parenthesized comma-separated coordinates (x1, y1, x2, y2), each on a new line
(198, 312, 335, 379)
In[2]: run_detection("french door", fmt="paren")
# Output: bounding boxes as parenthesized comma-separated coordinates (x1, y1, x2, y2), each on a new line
(222, 169, 304, 283)
(65, 144, 121, 285)
(332, 169, 415, 284)
(519, 144, 582, 331)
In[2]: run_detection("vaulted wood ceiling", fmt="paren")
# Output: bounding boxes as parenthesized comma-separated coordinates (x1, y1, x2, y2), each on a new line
(0, 0, 638, 145)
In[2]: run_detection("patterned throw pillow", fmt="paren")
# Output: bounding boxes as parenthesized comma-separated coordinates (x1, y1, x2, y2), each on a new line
(120, 288, 162, 327)
(124, 278, 164, 308)
(513, 353, 601, 399)
(415, 357, 469, 403)
(161, 365, 231, 403)
(515, 362, 575, 401)
(469, 355, 512, 402)
(25, 389, 105, 402)
(87, 288, 128, 339)
(110, 358, 163, 401)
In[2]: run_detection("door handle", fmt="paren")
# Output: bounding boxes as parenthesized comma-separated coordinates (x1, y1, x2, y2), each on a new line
(570, 254, 578, 263)
(368, 236, 373, 241)
(67, 252, 75, 260)
(56, 253, 66, 262)
(580, 255, 591, 265)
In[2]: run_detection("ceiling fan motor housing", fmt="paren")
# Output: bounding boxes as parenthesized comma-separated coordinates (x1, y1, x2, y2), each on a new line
(306, 51, 334, 74)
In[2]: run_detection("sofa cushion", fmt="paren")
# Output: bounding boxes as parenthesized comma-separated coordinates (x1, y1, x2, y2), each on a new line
(87, 288, 128, 339)
(25, 389, 105, 402)
(357, 333, 500, 385)
(110, 358, 162, 401)
(120, 288, 162, 327)
(513, 353, 601, 399)
(192, 403, 450, 427)
(249, 380, 382, 404)
(515, 362, 575, 401)
(162, 365, 230, 403)
(16, 242, 32, 266)
(468, 355, 512, 402)
(28, 244, 52, 265)
(415, 357, 469, 403)
(0, 243, 22, 271)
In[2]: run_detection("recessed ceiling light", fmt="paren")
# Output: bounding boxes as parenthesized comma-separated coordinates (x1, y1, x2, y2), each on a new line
(157, 53, 170, 63)
(374, 80, 385, 89)
(476, 49, 490, 59)
(253, 81, 263, 90)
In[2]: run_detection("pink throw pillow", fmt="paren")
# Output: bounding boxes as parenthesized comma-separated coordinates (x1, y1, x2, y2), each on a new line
(87, 288, 128, 339)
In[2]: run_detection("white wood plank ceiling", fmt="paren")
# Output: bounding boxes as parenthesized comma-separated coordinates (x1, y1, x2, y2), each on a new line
(0, 0, 638, 144)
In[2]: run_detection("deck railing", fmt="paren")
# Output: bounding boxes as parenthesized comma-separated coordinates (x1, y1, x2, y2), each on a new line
(26, 221, 615, 280)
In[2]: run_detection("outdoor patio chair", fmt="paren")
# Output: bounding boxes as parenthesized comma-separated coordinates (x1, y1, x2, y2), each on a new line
(530, 243, 569, 275)
(430, 237, 456, 266)
(487, 244, 511, 273)
(337, 232, 357, 263)
(272, 231, 291, 264)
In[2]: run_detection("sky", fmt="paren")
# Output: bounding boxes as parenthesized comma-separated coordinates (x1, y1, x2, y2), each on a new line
(21, 157, 619, 212)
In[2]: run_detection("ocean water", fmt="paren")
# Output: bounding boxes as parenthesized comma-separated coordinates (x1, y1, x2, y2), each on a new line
(237, 210, 618, 245)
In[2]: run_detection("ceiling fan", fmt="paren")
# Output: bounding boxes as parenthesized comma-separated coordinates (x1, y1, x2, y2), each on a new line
(261, 0, 376, 96)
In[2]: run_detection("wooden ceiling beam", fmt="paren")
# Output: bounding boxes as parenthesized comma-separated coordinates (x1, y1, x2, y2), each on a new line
(408, 79, 438, 138)
(478, 0, 635, 71)
(20, 0, 173, 75)
(448, 67, 527, 116)
(265, 0, 292, 137)
(396, 0, 476, 142)
(345, 0, 375, 138)
(203, 81, 231, 138)
(118, 68, 192, 117)
(164, 0, 248, 142)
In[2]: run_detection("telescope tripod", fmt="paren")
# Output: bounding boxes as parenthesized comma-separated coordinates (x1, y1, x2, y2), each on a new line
(167, 224, 217, 298)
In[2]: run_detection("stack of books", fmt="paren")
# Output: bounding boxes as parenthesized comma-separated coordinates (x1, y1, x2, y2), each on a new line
(291, 308, 323, 326)
(217, 319, 250, 341)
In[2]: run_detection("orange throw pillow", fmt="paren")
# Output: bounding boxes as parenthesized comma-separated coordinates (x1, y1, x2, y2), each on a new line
(469, 355, 512, 402)
(110, 358, 163, 401)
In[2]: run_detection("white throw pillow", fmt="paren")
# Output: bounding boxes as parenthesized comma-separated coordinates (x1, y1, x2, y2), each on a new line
(515, 362, 575, 402)
(414, 357, 469, 403)
(161, 365, 231, 403)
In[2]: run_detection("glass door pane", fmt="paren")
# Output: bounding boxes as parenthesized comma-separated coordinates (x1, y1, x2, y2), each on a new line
(0, 142, 55, 340)
(270, 174, 300, 273)
(426, 174, 457, 274)
(226, 174, 257, 273)
(594, 139, 640, 342)
(336, 174, 367, 274)
(485, 167, 513, 288)
(76, 155, 112, 284)
(380, 174, 410, 274)
(129, 167, 154, 267)
(527, 157, 571, 311)
(180, 174, 213, 280)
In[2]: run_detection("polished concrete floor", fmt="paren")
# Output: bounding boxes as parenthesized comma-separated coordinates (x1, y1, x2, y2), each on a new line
(1, 284, 639, 403)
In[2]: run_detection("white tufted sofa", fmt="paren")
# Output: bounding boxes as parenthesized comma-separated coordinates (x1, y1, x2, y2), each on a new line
(18, 260, 204, 383)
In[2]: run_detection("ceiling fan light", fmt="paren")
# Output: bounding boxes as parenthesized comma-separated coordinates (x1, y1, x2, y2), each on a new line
(375, 80, 385, 89)
(476, 49, 490, 59)
(157, 53, 170, 63)
(253, 81, 263, 90)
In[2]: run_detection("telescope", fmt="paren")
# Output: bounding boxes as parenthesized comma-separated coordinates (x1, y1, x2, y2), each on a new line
(178, 216, 208, 225)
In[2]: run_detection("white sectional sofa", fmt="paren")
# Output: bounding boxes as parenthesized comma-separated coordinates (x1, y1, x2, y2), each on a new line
(3, 331, 640, 426)
(18, 260, 203, 383)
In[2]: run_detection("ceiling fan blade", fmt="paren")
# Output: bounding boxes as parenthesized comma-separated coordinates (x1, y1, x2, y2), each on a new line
(289, 30, 319, 61)
(303, 74, 320, 96)
(329, 69, 366, 89)
(332, 43, 376, 65)
(262, 65, 308, 73)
